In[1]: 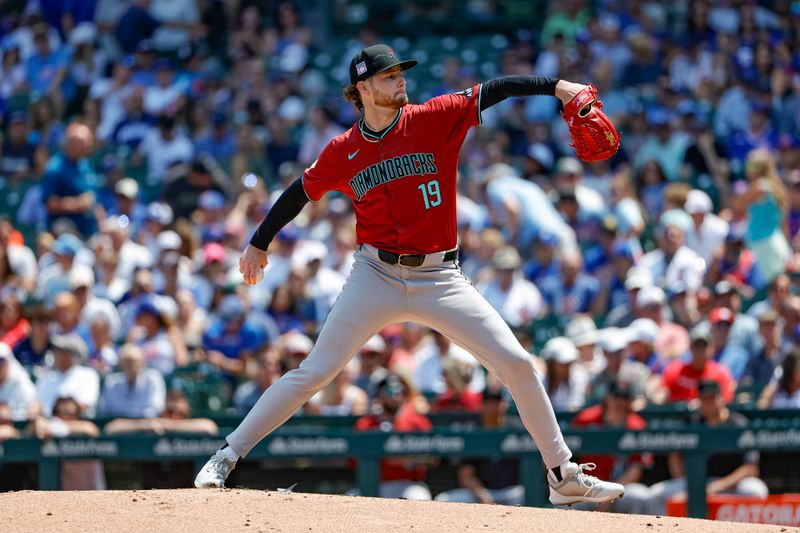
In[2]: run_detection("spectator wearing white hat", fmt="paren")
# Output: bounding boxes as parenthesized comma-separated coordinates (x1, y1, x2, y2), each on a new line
(640, 209, 706, 293)
(541, 336, 588, 411)
(684, 189, 729, 265)
(627, 318, 667, 375)
(140, 202, 175, 257)
(101, 214, 153, 283)
(107, 177, 147, 237)
(604, 266, 653, 328)
(70, 264, 121, 342)
(477, 246, 544, 330)
(564, 314, 605, 381)
(281, 332, 314, 372)
(353, 334, 389, 401)
(0, 342, 38, 421)
(35, 334, 100, 417)
(635, 286, 690, 362)
(588, 328, 651, 408)
(35, 233, 84, 306)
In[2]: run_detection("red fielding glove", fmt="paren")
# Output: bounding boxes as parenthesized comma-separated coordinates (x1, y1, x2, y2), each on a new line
(561, 84, 621, 163)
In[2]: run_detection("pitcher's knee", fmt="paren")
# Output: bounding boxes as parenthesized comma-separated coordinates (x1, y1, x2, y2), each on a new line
(291, 364, 337, 392)
(496, 353, 538, 383)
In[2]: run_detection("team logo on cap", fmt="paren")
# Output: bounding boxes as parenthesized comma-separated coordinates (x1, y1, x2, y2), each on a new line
(356, 61, 367, 76)
(388, 47, 396, 58)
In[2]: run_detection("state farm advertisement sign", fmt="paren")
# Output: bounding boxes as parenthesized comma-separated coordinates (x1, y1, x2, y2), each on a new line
(667, 495, 800, 526)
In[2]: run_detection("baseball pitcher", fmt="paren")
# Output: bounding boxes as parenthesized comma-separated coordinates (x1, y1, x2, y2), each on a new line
(195, 44, 623, 506)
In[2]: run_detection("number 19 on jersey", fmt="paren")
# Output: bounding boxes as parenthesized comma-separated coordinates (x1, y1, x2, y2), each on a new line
(418, 179, 441, 210)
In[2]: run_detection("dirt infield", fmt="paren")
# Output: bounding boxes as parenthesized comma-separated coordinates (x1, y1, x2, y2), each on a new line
(0, 489, 796, 533)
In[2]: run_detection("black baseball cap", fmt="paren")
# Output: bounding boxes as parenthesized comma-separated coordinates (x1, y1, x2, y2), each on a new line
(349, 44, 417, 85)
(607, 380, 634, 399)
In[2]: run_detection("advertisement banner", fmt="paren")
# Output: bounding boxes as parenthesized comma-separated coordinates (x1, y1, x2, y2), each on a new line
(667, 495, 800, 526)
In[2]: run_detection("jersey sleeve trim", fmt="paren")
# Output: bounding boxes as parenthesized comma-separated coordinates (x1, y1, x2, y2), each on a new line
(300, 175, 319, 204)
(476, 82, 483, 125)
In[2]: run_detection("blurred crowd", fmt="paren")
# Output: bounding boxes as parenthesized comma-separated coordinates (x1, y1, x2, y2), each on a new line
(0, 0, 799, 506)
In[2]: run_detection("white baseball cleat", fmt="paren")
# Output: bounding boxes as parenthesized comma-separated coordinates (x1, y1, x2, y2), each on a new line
(194, 450, 238, 488)
(547, 462, 625, 506)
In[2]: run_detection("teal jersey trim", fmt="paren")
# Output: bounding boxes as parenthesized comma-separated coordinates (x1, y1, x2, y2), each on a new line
(477, 82, 483, 125)
(358, 109, 403, 141)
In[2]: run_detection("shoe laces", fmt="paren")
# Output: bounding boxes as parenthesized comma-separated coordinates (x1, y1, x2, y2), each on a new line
(573, 463, 599, 488)
(211, 452, 235, 476)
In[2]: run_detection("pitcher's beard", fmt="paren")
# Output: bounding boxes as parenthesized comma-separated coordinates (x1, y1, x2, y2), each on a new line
(373, 91, 408, 110)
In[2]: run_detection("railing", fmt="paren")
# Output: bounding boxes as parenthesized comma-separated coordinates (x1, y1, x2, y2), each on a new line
(4, 424, 800, 518)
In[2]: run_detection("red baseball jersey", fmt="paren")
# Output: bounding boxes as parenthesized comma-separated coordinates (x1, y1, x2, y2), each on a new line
(661, 359, 735, 403)
(303, 84, 482, 254)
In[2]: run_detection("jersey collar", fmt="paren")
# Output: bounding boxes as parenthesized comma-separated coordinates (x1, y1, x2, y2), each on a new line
(358, 109, 402, 142)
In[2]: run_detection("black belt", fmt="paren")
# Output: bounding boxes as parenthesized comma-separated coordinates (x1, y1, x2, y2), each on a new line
(377, 247, 458, 267)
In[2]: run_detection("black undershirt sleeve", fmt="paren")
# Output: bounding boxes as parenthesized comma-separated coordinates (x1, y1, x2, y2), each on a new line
(479, 75, 559, 111)
(249, 177, 310, 250)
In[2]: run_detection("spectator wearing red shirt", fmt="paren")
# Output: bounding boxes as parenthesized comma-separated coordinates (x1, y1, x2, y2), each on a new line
(354, 374, 433, 500)
(658, 323, 735, 403)
(571, 380, 653, 514)
(0, 289, 29, 349)
(431, 357, 483, 412)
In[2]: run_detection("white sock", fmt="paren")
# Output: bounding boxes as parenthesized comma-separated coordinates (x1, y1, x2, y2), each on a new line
(221, 445, 240, 461)
(547, 461, 572, 485)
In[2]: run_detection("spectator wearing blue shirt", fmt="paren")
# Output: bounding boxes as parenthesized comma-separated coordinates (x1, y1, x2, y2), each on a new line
(522, 231, 560, 286)
(112, 87, 156, 149)
(539, 250, 600, 319)
(26, 26, 72, 115)
(741, 308, 784, 389)
(704, 307, 751, 381)
(203, 294, 266, 382)
(40, 123, 99, 239)
(13, 304, 53, 368)
(100, 343, 166, 418)
(711, 281, 760, 360)
(115, 0, 161, 54)
(233, 345, 283, 416)
(267, 284, 308, 335)
(39, 0, 97, 39)
(0, 111, 47, 180)
(726, 102, 779, 167)
(106, 178, 147, 238)
(482, 163, 576, 251)
(594, 240, 637, 316)
(194, 112, 238, 166)
(583, 216, 620, 274)
(553, 157, 608, 246)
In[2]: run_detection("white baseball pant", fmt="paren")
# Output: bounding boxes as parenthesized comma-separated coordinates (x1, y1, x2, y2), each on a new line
(226, 244, 572, 469)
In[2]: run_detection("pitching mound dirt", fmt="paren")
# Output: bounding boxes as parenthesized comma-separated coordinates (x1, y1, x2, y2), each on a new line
(0, 489, 794, 533)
